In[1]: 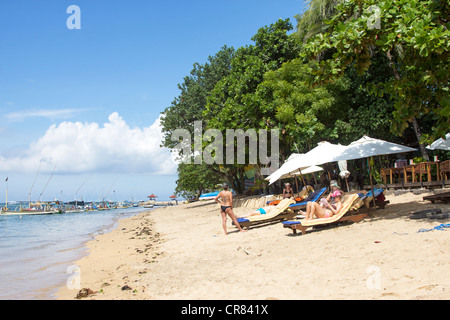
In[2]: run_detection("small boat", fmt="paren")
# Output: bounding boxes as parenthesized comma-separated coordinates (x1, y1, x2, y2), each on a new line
(199, 191, 220, 201)
(144, 204, 154, 208)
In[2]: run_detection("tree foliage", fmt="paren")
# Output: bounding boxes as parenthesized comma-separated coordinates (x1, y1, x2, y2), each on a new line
(302, 0, 449, 143)
(161, 1, 449, 196)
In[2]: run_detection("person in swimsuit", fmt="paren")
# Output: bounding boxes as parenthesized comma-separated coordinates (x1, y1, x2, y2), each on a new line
(238, 206, 274, 218)
(323, 180, 344, 204)
(214, 183, 246, 235)
(283, 183, 293, 199)
(301, 190, 343, 220)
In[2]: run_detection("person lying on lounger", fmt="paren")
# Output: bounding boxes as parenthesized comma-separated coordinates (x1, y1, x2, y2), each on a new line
(238, 206, 278, 218)
(301, 190, 343, 220)
(239, 197, 294, 218)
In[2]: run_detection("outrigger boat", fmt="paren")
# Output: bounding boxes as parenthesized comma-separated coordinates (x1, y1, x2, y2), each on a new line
(1, 201, 63, 215)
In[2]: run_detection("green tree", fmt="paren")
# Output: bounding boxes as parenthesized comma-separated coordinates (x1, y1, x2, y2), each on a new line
(301, 0, 450, 157)
(201, 19, 300, 192)
(294, 0, 342, 43)
(175, 163, 223, 200)
(160, 46, 235, 196)
(255, 58, 350, 152)
(160, 45, 235, 150)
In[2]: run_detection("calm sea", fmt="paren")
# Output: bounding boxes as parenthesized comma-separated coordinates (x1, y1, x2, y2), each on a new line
(0, 205, 150, 300)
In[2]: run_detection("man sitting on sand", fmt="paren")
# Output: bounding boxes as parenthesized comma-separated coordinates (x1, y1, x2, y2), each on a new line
(301, 190, 343, 220)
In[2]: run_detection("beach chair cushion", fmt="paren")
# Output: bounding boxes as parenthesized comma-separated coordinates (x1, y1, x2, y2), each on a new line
(237, 198, 295, 223)
(289, 187, 327, 209)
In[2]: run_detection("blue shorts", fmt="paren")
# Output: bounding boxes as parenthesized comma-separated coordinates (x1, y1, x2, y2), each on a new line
(257, 208, 266, 215)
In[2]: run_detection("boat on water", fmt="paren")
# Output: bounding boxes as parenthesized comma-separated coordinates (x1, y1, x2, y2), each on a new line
(0, 200, 64, 216)
(198, 191, 220, 200)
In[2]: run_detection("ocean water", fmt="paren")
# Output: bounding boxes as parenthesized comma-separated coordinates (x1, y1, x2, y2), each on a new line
(0, 206, 150, 300)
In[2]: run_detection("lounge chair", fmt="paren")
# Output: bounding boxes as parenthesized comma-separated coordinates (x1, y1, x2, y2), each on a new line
(288, 187, 328, 211)
(236, 198, 296, 229)
(357, 188, 390, 210)
(266, 185, 315, 205)
(282, 194, 367, 235)
(423, 191, 450, 204)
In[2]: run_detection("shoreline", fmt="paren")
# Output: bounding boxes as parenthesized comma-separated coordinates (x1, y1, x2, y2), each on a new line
(41, 208, 148, 300)
(56, 191, 450, 300)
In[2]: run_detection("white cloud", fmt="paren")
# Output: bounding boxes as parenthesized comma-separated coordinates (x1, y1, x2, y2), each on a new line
(0, 112, 177, 175)
(4, 108, 86, 122)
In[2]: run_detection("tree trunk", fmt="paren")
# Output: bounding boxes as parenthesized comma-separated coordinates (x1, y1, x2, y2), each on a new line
(412, 117, 430, 161)
(386, 50, 429, 161)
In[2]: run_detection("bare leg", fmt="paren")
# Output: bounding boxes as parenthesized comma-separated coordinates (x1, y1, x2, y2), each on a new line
(305, 202, 313, 220)
(226, 208, 246, 233)
(309, 202, 328, 219)
(309, 202, 317, 219)
(220, 210, 228, 235)
(239, 210, 258, 218)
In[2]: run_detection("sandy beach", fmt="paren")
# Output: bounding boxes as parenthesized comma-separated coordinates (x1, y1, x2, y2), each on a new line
(56, 190, 450, 300)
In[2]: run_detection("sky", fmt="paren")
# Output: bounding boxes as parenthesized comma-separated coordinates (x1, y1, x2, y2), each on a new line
(0, 0, 305, 202)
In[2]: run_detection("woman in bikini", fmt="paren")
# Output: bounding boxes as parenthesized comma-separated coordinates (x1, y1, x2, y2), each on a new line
(302, 190, 343, 220)
(214, 183, 246, 235)
(283, 183, 293, 199)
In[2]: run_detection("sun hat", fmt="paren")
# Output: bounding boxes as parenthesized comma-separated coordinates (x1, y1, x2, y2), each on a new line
(331, 190, 342, 198)
(330, 180, 340, 188)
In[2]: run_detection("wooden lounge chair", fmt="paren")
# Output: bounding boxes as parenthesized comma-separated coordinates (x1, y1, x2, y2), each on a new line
(236, 198, 296, 229)
(266, 185, 315, 206)
(282, 194, 367, 235)
(423, 191, 450, 204)
(288, 187, 328, 211)
(359, 188, 390, 210)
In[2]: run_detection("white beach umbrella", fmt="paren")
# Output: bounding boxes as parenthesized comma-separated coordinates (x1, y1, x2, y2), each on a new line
(333, 135, 417, 161)
(333, 135, 417, 206)
(266, 142, 347, 185)
(426, 133, 450, 151)
(264, 153, 306, 185)
(294, 165, 323, 175)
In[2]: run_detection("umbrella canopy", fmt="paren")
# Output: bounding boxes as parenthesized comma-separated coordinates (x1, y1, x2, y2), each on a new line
(266, 142, 347, 185)
(169, 195, 177, 199)
(265, 137, 416, 185)
(264, 153, 303, 185)
(426, 133, 450, 151)
(333, 135, 417, 161)
(294, 165, 323, 175)
(147, 194, 157, 198)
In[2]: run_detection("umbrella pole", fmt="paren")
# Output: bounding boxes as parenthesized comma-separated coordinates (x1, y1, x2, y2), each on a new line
(300, 171, 306, 186)
(368, 157, 376, 209)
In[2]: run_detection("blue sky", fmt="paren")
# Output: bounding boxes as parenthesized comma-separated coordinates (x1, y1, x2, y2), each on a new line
(0, 0, 305, 202)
